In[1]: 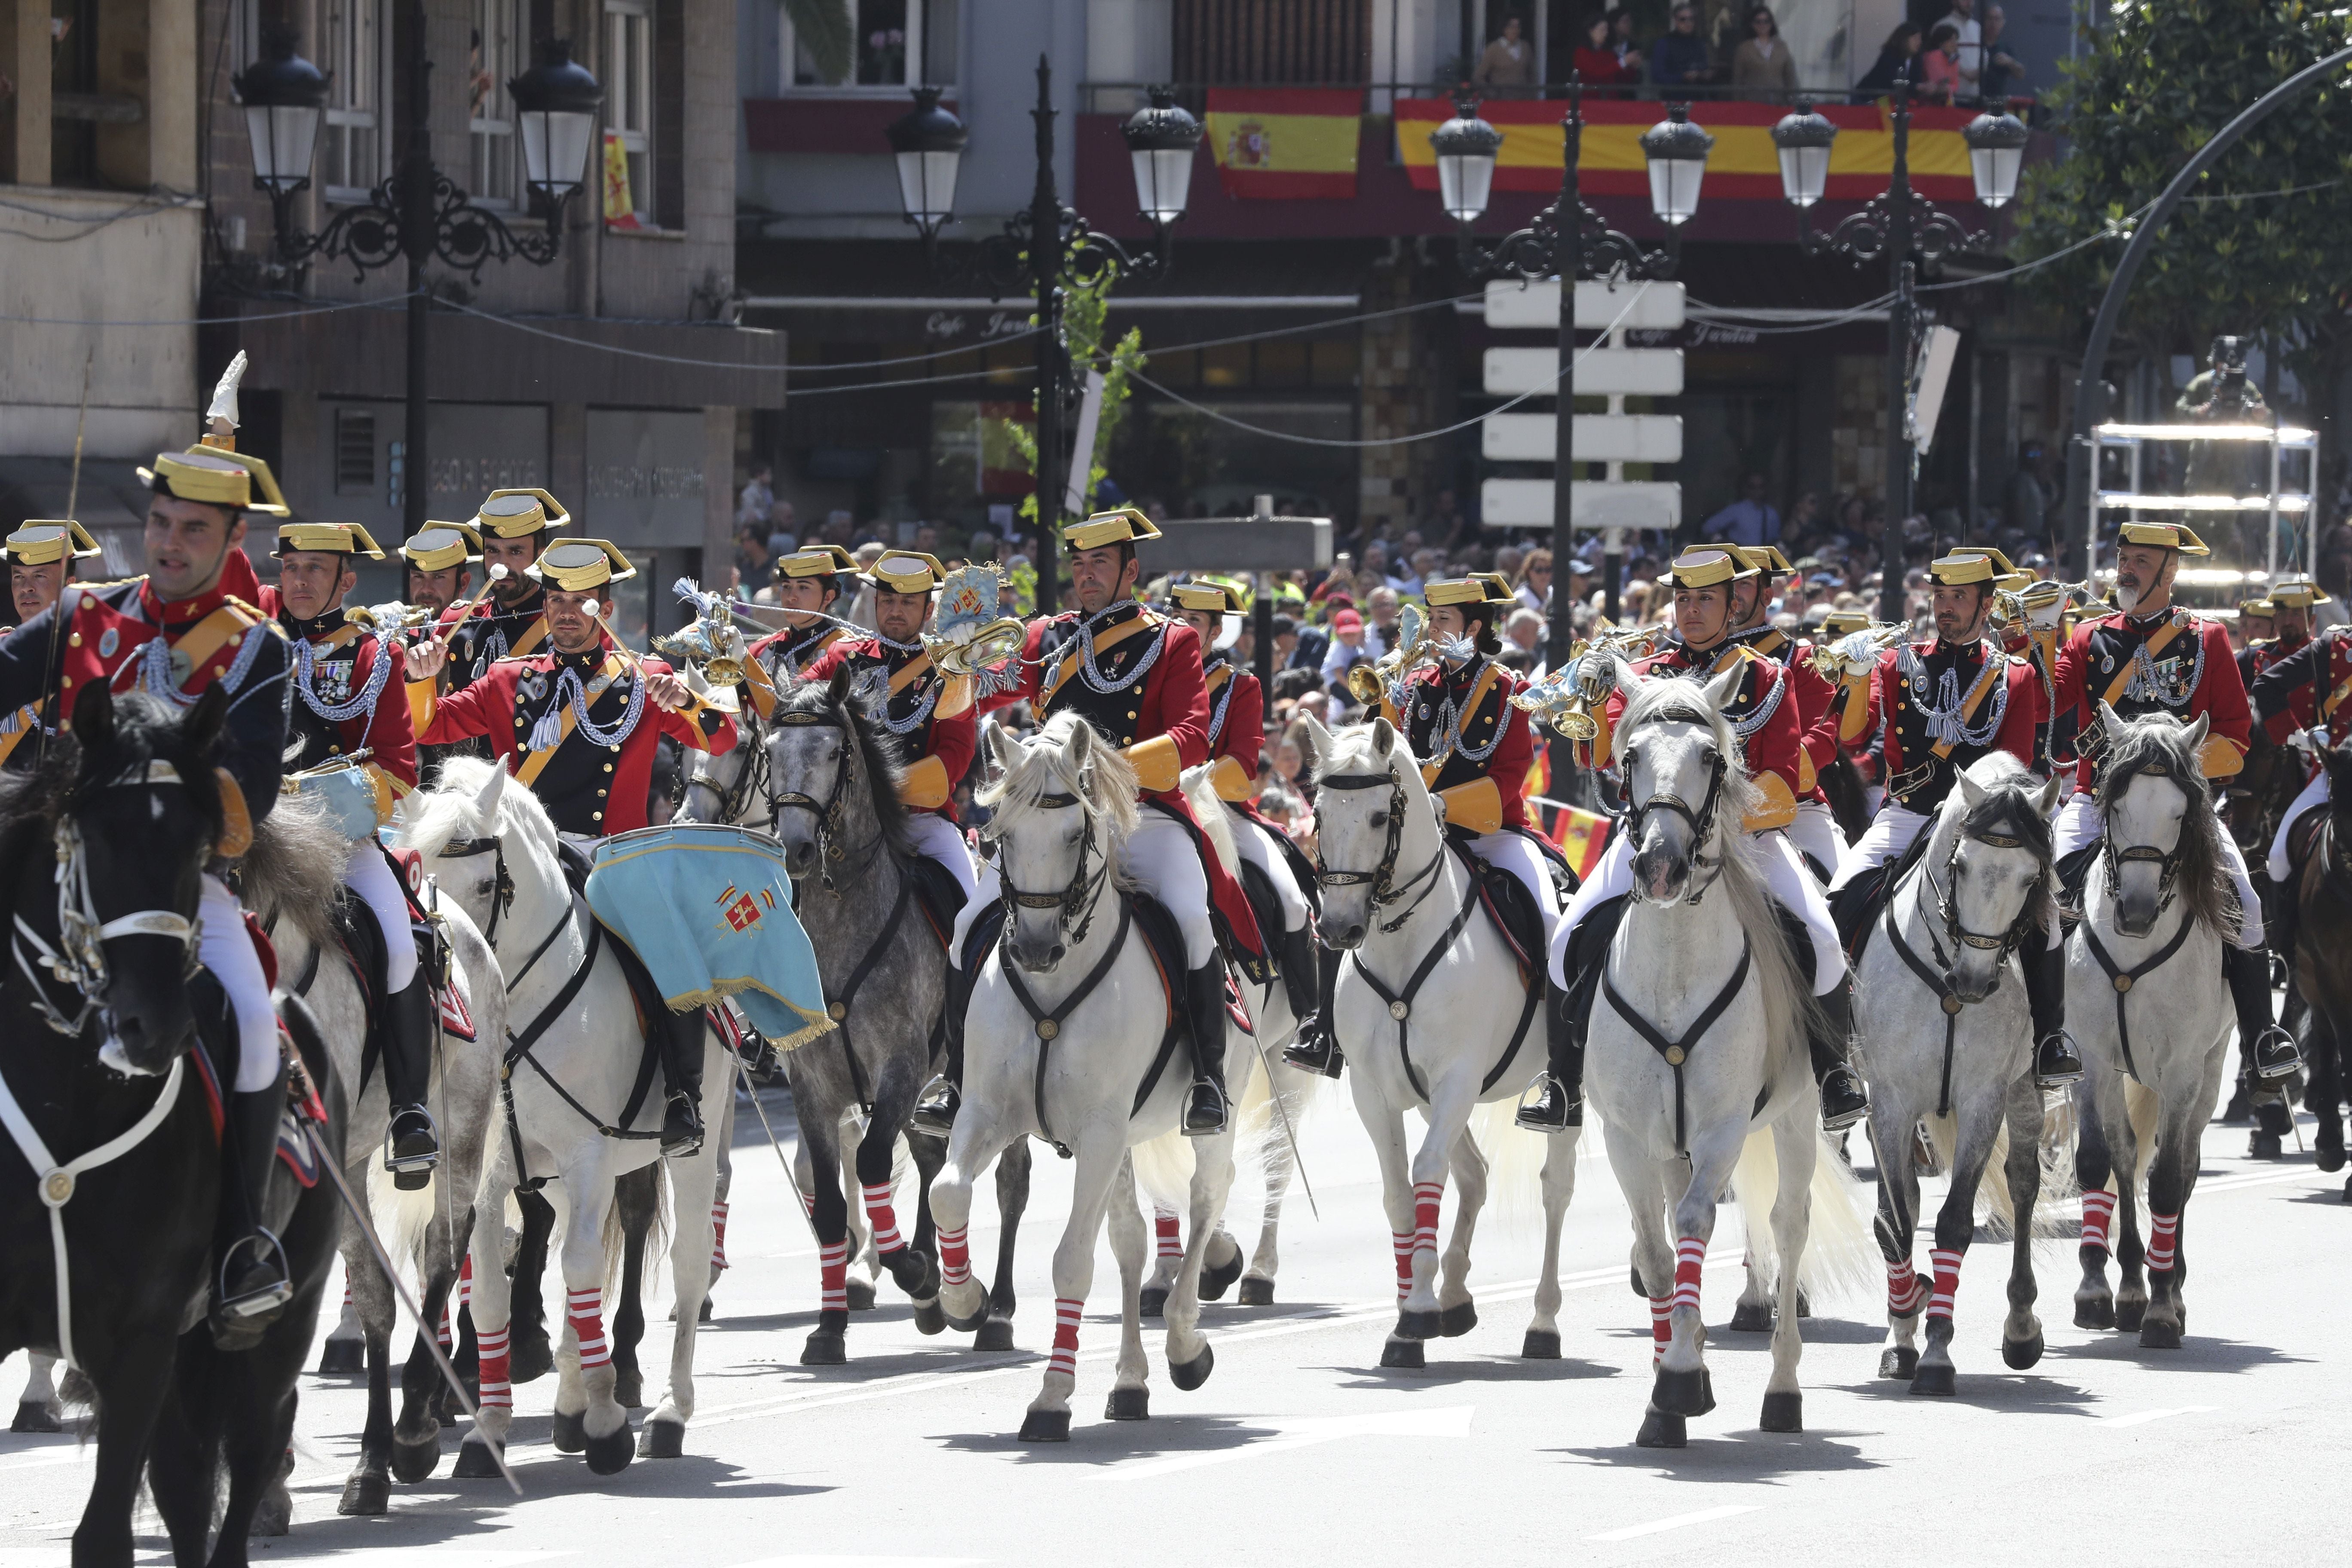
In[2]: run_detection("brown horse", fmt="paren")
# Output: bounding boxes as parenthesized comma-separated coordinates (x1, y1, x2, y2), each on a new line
(2290, 744, 2352, 1196)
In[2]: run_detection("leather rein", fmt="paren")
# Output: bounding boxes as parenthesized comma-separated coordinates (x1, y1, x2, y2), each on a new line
(1880, 818, 2044, 1117)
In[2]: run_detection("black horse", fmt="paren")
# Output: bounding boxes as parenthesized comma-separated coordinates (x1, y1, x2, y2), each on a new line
(2289, 744, 2352, 1196)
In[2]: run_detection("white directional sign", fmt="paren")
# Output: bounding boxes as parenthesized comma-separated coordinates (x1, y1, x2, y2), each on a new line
(1482, 478, 1682, 531)
(1482, 413, 1683, 464)
(1485, 347, 1684, 398)
(1484, 278, 1687, 331)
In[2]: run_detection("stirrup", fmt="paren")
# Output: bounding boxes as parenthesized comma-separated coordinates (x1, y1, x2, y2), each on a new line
(911, 1075, 959, 1138)
(2032, 1031, 2084, 1089)
(1818, 1066, 1870, 1133)
(216, 1230, 293, 1322)
(1182, 1078, 1229, 1137)
(1513, 1073, 1581, 1133)
(385, 1105, 441, 1188)
(2251, 1025, 2303, 1081)
(660, 1092, 705, 1158)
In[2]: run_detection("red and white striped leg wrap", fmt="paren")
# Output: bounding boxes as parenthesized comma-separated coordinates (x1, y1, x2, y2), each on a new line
(436, 1308, 453, 1352)
(1926, 1248, 1963, 1321)
(1155, 1209, 1182, 1262)
(1886, 1257, 1929, 1316)
(861, 1181, 905, 1255)
(711, 1201, 730, 1272)
(341, 1281, 352, 1311)
(2145, 1211, 2179, 1274)
(938, 1223, 971, 1288)
(1672, 1236, 1706, 1315)
(566, 1288, 609, 1370)
(2079, 1189, 2117, 1256)
(799, 1187, 815, 1220)
(1412, 1180, 1443, 1264)
(1048, 1297, 1083, 1379)
(818, 1240, 849, 1313)
(475, 1325, 512, 1409)
(457, 1254, 472, 1310)
(1391, 1231, 1415, 1301)
(1649, 1296, 1672, 1366)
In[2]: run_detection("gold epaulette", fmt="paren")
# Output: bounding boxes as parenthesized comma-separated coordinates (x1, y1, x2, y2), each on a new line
(219, 595, 272, 628)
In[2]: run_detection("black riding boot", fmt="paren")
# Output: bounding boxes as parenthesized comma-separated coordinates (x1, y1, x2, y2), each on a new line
(1774, 902, 1868, 1129)
(214, 1070, 294, 1343)
(2020, 931, 2082, 1087)
(381, 974, 441, 1189)
(1181, 960, 1233, 1136)
(914, 920, 991, 1136)
(1281, 928, 1343, 1079)
(1517, 894, 1622, 1132)
(656, 1008, 707, 1158)
(2225, 941, 2301, 1080)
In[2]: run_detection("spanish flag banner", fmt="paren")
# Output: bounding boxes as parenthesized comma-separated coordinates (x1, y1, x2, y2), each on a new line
(1394, 98, 1979, 203)
(1206, 89, 1363, 199)
(1548, 802, 1614, 883)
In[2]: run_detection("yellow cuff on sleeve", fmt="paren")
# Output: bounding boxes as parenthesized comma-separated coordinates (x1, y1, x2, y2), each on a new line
(405, 679, 437, 736)
(1209, 754, 1255, 802)
(898, 753, 951, 809)
(2197, 733, 2246, 780)
(1121, 733, 1182, 793)
(1741, 771, 1800, 834)
(1436, 776, 1503, 835)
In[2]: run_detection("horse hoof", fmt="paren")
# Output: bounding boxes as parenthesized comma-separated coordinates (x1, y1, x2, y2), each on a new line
(1396, 1308, 1442, 1341)
(974, 1318, 1017, 1352)
(1878, 1345, 1918, 1379)
(2074, 1297, 2115, 1332)
(801, 1331, 846, 1366)
(1795, 1289, 1812, 1319)
(1168, 1343, 1215, 1391)
(1378, 1338, 1425, 1370)
(2002, 1330, 2045, 1370)
(1728, 1300, 1774, 1334)
(584, 1427, 635, 1476)
(613, 1370, 644, 1410)
(1635, 1410, 1687, 1449)
(913, 1298, 947, 1335)
(1200, 1251, 1244, 1302)
(1652, 1367, 1715, 1418)
(2249, 1133, 2282, 1160)
(1105, 1386, 1150, 1421)
(698, 1297, 714, 1323)
(1139, 1287, 1168, 1319)
(846, 1277, 878, 1312)
(390, 1433, 441, 1485)
(1629, 1265, 1648, 1298)
(551, 1409, 587, 1453)
(2140, 1318, 2183, 1351)
(1018, 1408, 1071, 1443)
(1759, 1390, 1803, 1433)
(2318, 1143, 2348, 1174)
(453, 1438, 504, 1479)
(2343, 1171, 2352, 1204)
(337, 1471, 389, 1516)
(10, 1402, 61, 1434)
(638, 1417, 685, 1458)
(2116, 1298, 2147, 1333)
(943, 1301, 988, 1334)
(248, 1484, 292, 1537)
(1237, 1277, 1275, 1307)
(1522, 1328, 1562, 1360)
(1439, 1302, 1478, 1338)
(882, 1248, 930, 1296)
(315, 1338, 365, 1376)
(1909, 1363, 1957, 1397)
(511, 1333, 553, 1386)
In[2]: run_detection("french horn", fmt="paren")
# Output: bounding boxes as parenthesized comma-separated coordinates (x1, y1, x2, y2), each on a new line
(1807, 621, 1910, 685)
(1511, 620, 1657, 740)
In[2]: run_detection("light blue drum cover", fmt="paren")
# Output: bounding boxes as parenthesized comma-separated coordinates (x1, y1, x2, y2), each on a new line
(295, 766, 382, 841)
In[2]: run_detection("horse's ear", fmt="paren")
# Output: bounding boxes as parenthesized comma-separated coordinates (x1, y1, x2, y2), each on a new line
(827, 664, 855, 710)
(2181, 711, 2209, 750)
(2036, 772, 2063, 817)
(1065, 716, 1094, 765)
(472, 759, 509, 825)
(2097, 698, 2126, 737)
(1370, 716, 1396, 759)
(69, 678, 115, 769)
(986, 721, 1023, 773)
(1955, 769, 1987, 810)
(1700, 660, 1743, 716)
(1298, 714, 1334, 771)
(185, 682, 231, 761)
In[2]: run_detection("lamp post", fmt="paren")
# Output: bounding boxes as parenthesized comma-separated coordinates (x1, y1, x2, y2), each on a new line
(238, 19, 602, 540)
(887, 59, 1201, 618)
(1771, 86, 2027, 624)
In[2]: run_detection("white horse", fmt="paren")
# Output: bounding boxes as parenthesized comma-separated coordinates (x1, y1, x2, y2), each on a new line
(1851, 754, 2066, 1394)
(1297, 715, 1579, 1368)
(927, 714, 1240, 1440)
(1586, 665, 1875, 1447)
(2068, 706, 2236, 1348)
(399, 759, 724, 1473)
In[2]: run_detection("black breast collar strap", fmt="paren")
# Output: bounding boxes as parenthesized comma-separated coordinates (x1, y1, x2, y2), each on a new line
(1601, 938, 1752, 1155)
(1003, 897, 1142, 1158)
(2079, 911, 2195, 1085)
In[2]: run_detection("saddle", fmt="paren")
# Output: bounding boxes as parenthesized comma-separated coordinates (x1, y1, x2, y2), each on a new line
(1828, 822, 1938, 961)
(1451, 838, 1544, 982)
(908, 854, 969, 951)
(1236, 860, 1287, 977)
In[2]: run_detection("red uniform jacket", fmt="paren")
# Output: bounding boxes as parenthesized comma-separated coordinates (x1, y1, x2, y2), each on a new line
(1855, 636, 2046, 813)
(413, 645, 737, 837)
(2252, 627, 2352, 747)
(1589, 638, 1805, 827)
(1386, 656, 1534, 829)
(2243, 634, 2318, 736)
(261, 588, 419, 793)
(1737, 625, 1841, 801)
(1203, 655, 1263, 777)
(2051, 607, 2249, 788)
(801, 634, 977, 822)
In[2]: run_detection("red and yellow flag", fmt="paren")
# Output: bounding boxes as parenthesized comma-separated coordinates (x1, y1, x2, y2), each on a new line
(1548, 802, 1613, 883)
(1205, 89, 1363, 199)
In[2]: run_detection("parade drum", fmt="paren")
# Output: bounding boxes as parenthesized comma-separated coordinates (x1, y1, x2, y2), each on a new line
(584, 824, 835, 1050)
(286, 765, 382, 841)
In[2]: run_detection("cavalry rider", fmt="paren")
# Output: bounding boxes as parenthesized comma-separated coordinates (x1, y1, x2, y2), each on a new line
(1820, 604, 1886, 813)
(1720, 542, 1847, 878)
(2248, 575, 2342, 965)
(404, 540, 741, 1155)
(262, 521, 442, 1182)
(434, 490, 560, 690)
(1520, 547, 1870, 1133)
(2038, 522, 2299, 1082)
(0, 446, 300, 1329)
(749, 545, 861, 685)
(2234, 596, 2278, 667)
(1825, 549, 2079, 1087)
(1166, 579, 1320, 1068)
(917, 508, 1268, 1138)
(401, 522, 483, 624)
(0, 521, 102, 770)
(799, 550, 979, 907)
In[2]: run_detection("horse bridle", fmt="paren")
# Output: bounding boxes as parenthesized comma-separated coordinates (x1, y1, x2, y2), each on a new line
(1926, 818, 2043, 969)
(437, 832, 516, 944)
(766, 710, 882, 891)
(684, 710, 770, 828)
(1314, 766, 1445, 935)
(995, 787, 1112, 949)
(2095, 755, 2195, 915)
(1619, 740, 1730, 905)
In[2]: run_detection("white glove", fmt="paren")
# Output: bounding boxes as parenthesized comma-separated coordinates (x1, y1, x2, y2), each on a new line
(1575, 652, 1616, 701)
(2025, 595, 2065, 631)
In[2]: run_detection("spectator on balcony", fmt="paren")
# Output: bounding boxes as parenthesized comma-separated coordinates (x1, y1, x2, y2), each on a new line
(1650, 6, 1715, 89)
(1853, 22, 1923, 100)
(1476, 15, 1538, 93)
(1936, 0, 1984, 95)
(1609, 9, 1649, 84)
(1574, 14, 1642, 94)
(1977, 5, 2024, 105)
(1920, 23, 1963, 104)
(1730, 7, 1798, 100)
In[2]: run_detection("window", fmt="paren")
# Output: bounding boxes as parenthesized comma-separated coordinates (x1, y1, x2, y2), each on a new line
(321, 0, 389, 201)
(606, 0, 654, 225)
(335, 410, 379, 493)
(783, 0, 957, 90)
(469, 0, 524, 208)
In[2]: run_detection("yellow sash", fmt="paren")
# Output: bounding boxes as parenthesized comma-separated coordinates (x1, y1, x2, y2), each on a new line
(2098, 618, 2185, 712)
(0, 704, 40, 769)
(888, 650, 934, 697)
(514, 656, 628, 790)
(150, 600, 264, 693)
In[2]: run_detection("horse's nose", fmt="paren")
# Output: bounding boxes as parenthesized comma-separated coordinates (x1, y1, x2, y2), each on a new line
(784, 839, 817, 876)
(1331, 922, 1365, 949)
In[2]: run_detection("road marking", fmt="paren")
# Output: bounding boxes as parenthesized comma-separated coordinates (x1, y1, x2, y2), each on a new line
(2099, 1405, 2214, 1428)
(730, 1559, 981, 1568)
(1089, 1403, 1475, 1482)
(1588, 1504, 1761, 1541)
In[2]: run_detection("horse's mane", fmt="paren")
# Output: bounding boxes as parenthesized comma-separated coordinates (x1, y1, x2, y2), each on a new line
(0, 692, 227, 837)
(399, 754, 559, 859)
(978, 711, 1139, 848)
(775, 673, 913, 859)
(2098, 712, 2236, 934)
(1937, 752, 2058, 937)
(242, 797, 357, 952)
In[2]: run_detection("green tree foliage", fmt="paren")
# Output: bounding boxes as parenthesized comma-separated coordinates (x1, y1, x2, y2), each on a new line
(2015, 3, 2352, 412)
(783, 0, 854, 86)
(1000, 251, 1148, 532)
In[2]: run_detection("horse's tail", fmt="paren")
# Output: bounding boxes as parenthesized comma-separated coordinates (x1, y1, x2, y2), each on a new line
(1730, 1126, 1880, 1308)
(1128, 1113, 1269, 1242)
(1180, 764, 1242, 878)
(603, 1161, 672, 1297)
(2121, 1077, 2159, 1194)
(1922, 1106, 2080, 1239)
(1462, 1098, 1556, 1234)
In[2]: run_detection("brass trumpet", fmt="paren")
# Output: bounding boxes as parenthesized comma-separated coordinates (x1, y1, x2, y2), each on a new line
(1511, 620, 1656, 740)
(1345, 603, 1433, 708)
(1989, 577, 2094, 637)
(922, 564, 1028, 678)
(1807, 621, 1910, 686)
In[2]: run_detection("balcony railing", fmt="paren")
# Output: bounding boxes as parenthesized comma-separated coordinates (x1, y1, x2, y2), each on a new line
(1078, 81, 2040, 117)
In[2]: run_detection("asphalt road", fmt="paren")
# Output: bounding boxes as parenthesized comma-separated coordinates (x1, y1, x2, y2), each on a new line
(3, 1080, 2346, 1567)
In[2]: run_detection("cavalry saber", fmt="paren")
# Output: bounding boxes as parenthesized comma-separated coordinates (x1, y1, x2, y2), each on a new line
(299, 1120, 524, 1496)
(1248, 1031, 1319, 1222)
(728, 1047, 824, 1247)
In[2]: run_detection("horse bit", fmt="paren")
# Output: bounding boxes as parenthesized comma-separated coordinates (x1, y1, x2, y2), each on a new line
(1314, 767, 1444, 935)
(993, 784, 1112, 948)
(768, 711, 880, 891)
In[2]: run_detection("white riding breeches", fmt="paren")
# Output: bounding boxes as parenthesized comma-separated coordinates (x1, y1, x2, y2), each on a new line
(1226, 810, 1310, 934)
(343, 841, 417, 995)
(952, 810, 1218, 971)
(2269, 769, 2330, 883)
(904, 811, 980, 900)
(197, 873, 279, 1093)
(2053, 790, 2262, 949)
(1829, 803, 1932, 891)
(1551, 828, 1843, 995)
(1786, 797, 1843, 878)
(1467, 829, 1562, 950)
